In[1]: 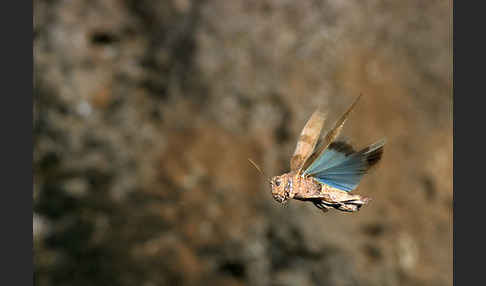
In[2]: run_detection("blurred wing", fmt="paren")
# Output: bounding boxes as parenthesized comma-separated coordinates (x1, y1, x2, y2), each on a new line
(290, 109, 326, 174)
(304, 139, 385, 192)
(301, 94, 362, 174)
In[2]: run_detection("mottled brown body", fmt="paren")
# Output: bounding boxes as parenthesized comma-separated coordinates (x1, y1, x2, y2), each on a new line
(270, 172, 370, 212)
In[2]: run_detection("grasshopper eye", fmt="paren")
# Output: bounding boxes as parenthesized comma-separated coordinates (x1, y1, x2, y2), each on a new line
(275, 179, 281, 187)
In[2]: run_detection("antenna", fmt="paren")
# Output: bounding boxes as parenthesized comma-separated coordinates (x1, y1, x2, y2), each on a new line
(248, 158, 272, 183)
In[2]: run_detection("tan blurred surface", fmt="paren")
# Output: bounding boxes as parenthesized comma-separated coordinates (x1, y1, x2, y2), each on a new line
(34, 1, 452, 285)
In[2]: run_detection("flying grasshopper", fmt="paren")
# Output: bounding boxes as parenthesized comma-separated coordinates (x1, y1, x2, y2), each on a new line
(249, 95, 384, 213)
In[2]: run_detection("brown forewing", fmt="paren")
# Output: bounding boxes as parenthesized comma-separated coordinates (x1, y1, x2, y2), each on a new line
(290, 109, 326, 174)
(301, 94, 362, 173)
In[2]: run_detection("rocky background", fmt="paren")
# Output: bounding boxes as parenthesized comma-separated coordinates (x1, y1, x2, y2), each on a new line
(34, 1, 452, 285)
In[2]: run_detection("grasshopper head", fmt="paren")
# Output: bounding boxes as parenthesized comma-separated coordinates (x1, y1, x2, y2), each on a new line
(270, 174, 291, 203)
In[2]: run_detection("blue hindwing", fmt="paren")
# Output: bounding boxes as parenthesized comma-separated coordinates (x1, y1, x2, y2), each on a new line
(303, 140, 385, 192)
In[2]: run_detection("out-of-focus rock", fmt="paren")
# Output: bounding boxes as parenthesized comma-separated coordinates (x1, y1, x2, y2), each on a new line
(34, 1, 452, 286)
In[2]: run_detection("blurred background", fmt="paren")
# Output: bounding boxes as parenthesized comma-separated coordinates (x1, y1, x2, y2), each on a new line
(33, 1, 452, 285)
